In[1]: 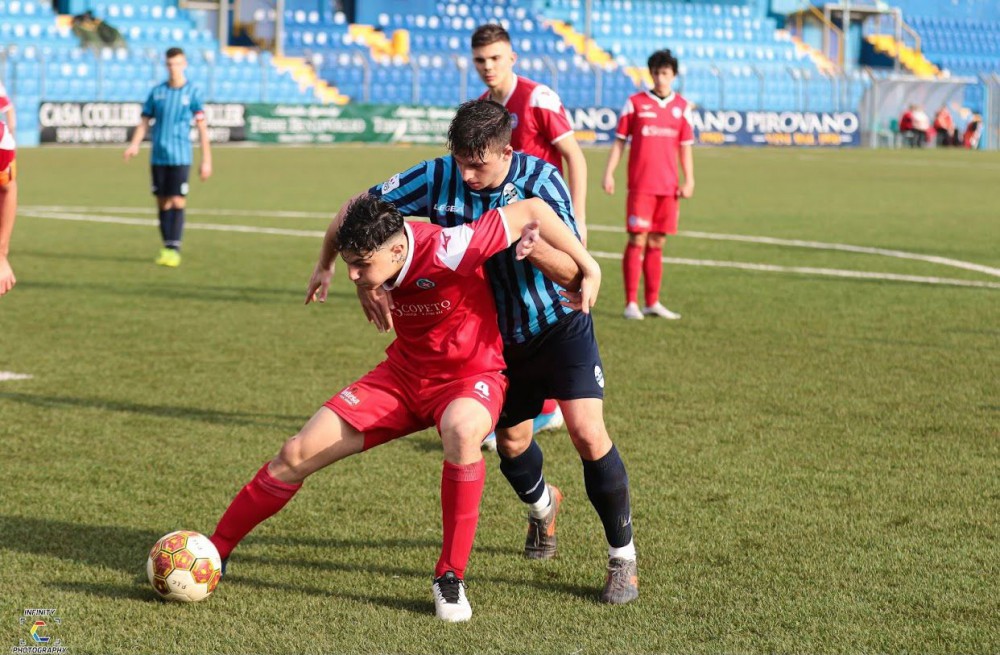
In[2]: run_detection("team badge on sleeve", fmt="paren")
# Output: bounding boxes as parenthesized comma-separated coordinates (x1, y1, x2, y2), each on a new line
(382, 174, 401, 194)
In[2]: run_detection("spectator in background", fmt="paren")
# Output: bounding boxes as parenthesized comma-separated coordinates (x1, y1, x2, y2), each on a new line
(0, 79, 15, 136)
(910, 105, 931, 146)
(899, 104, 927, 148)
(0, 121, 17, 297)
(963, 115, 982, 150)
(934, 106, 957, 147)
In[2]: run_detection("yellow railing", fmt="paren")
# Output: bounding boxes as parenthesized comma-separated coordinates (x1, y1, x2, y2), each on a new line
(788, 1, 845, 70)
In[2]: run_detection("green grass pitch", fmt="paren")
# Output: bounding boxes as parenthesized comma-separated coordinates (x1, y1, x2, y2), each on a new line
(1, 144, 997, 654)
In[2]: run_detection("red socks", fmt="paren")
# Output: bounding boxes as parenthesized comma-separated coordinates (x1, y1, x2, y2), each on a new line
(435, 459, 486, 579)
(210, 463, 301, 560)
(623, 243, 643, 305)
(541, 399, 558, 415)
(643, 246, 663, 307)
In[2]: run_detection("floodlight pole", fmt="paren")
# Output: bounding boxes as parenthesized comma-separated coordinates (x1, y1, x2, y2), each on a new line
(275, 0, 285, 58)
(217, 0, 228, 50)
(584, 0, 592, 49)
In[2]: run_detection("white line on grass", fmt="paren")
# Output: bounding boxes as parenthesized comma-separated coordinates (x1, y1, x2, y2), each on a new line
(0, 371, 34, 381)
(19, 208, 1000, 290)
(24, 205, 1000, 279)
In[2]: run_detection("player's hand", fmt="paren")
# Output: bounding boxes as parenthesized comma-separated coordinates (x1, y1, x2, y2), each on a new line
(679, 180, 695, 199)
(305, 265, 334, 305)
(515, 220, 540, 260)
(0, 257, 15, 297)
(123, 143, 139, 161)
(559, 263, 601, 314)
(358, 286, 394, 333)
(602, 174, 615, 195)
(200, 160, 213, 182)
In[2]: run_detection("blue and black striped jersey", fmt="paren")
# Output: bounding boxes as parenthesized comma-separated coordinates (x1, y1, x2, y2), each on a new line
(369, 152, 579, 345)
(141, 82, 205, 166)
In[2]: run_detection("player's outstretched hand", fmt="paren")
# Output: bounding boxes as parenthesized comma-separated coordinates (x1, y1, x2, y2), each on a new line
(358, 285, 394, 333)
(515, 220, 540, 260)
(602, 174, 615, 195)
(305, 266, 333, 305)
(0, 257, 15, 297)
(200, 160, 213, 182)
(123, 143, 139, 162)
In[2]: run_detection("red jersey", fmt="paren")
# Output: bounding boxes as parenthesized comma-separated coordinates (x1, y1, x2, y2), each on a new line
(0, 80, 11, 117)
(480, 75, 574, 173)
(382, 208, 513, 381)
(0, 122, 15, 177)
(615, 91, 694, 196)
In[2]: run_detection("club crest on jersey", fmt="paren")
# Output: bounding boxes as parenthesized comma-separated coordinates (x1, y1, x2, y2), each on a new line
(628, 215, 651, 230)
(510, 113, 519, 129)
(594, 365, 605, 389)
(502, 183, 520, 205)
(416, 278, 436, 289)
(382, 174, 400, 194)
(672, 106, 683, 119)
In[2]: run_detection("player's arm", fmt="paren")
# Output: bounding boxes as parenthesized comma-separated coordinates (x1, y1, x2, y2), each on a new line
(123, 116, 151, 161)
(0, 178, 17, 297)
(3, 105, 15, 135)
(602, 136, 626, 195)
(305, 192, 365, 304)
(504, 198, 601, 312)
(679, 143, 695, 199)
(553, 134, 588, 245)
(196, 116, 212, 182)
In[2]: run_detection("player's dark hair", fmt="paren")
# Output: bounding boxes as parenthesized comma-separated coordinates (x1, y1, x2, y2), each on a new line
(166, 47, 185, 59)
(337, 195, 405, 257)
(448, 100, 512, 162)
(648, 49, 679, 75)
(471, 23, 511, 48)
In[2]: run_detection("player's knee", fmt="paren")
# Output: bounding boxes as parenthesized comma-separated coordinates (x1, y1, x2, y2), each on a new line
(272, 435, 308, 482)
(628, 233, 647, 247)
(441, 421, 487, 450)
(647, 234, 666, 249)
(568, 422, 611, 457)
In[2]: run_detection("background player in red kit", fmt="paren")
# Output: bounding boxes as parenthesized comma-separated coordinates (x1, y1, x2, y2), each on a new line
(472, 23, 583, 433)
(0, 121, 18, 297)
(603, 49, 695, 321)
(208, 194, 600, 623)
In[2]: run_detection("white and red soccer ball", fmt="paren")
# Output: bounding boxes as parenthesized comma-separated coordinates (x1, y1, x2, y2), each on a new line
(146, 530, 222, 602)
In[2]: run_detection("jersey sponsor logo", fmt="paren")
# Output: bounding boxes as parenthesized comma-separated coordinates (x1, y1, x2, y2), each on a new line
(382, 173, 400, 194)
(416, 277, 436, 289)
(338, 386, 361, 406)
(594, 365, 605, 389)
(474, 381, 491, 399)
(434, 203, 463, 213)
(641, 125, 679, 138)
(638, 112, 658, 118)
(392, 300, 453, 317)
(510, 113, 519, 129)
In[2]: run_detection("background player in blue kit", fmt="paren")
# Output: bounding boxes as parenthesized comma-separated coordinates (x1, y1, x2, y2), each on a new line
(124, 47, 212, 268)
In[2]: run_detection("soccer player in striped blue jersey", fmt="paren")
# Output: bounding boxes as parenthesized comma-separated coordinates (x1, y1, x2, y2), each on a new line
(124, 47, 212, 268)
(310, 101, 639, 604)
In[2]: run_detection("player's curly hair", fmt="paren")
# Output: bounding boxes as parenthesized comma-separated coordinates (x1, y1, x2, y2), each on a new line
(448, 100, 512, 163)
(648, 49, 679, 75)
(336, 195, 405, 257)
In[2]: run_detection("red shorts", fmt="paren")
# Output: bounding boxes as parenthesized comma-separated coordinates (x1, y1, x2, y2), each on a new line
(626, 192, 679, 235)
(324, 360, 507, 451)
(0, 160, 16, 187)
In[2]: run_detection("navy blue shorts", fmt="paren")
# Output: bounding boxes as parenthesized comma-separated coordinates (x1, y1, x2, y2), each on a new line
(150, 165, 190, 197)
(497, 311, 605, 429)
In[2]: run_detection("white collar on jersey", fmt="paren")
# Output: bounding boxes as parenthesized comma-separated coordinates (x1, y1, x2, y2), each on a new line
(644, 89, 676, 108)
(383, 223, 415, 291)
(497, 74, 519, 107)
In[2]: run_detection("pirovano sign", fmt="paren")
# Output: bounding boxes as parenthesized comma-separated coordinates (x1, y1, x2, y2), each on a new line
(567, 107, 861, 147)
(38, 102, 246, 144)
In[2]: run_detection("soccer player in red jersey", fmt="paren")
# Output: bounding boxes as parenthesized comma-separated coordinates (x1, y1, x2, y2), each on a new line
(472, 23, 582, 432)
(0, 121, 18, 297)
(472, 23, 588, 246)
(603, 49, 695, 321)
(208, 194, 600, 622)
(0, 80, 16, 137)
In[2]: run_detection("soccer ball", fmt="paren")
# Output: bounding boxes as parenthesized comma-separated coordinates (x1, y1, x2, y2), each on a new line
(146, 530, 222, 602)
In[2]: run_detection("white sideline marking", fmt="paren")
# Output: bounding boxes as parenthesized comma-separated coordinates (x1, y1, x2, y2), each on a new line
(588, 251, 1000, 290)
(0, 371, 33, 382)
(24, 204, 1000, 278)
(18, 208, 1000, 290)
